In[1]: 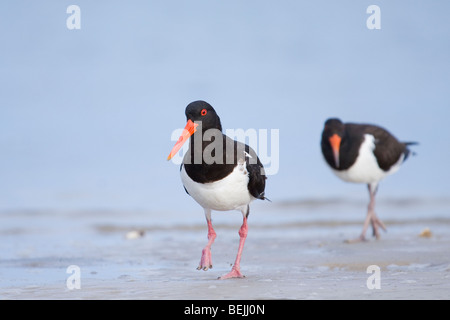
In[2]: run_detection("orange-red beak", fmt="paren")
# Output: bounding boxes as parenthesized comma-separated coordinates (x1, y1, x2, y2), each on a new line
(329, 134, 341, 168)
(167, 119, 199, 160)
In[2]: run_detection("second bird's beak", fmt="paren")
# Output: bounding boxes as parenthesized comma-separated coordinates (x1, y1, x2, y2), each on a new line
(329, 134, 341, 168)
(167, 120, 199, 160)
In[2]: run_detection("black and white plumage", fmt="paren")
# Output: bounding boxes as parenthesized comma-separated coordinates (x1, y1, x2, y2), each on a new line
(168, 100, 267, 279)
(321, 118, 417, 242)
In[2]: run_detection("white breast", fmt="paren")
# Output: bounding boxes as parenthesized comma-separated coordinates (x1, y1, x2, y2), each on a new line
(332, 134, 404, 184)
(180, 160, 254, 212)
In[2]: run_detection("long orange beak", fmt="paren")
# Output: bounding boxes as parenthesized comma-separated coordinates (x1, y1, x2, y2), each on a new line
(167, 119, 199, 160)
(329, 134, 341, 168)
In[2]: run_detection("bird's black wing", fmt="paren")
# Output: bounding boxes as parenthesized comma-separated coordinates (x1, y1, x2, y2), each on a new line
(246, 150, 267, 200)
(232, 140, 267, 201)
(356, 124, 413, 171)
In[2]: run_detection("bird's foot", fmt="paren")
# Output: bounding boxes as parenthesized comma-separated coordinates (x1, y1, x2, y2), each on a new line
(345, 220, 387, 243)
(218, 266, 245, 280)
(344, 234, 367, 244)
(197, 248, 213, 271)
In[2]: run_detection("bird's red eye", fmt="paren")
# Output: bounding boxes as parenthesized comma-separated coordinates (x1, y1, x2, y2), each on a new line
(201, 109, 207, 116)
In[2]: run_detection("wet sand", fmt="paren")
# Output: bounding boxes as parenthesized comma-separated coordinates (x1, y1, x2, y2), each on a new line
(1, 199, 449, 300)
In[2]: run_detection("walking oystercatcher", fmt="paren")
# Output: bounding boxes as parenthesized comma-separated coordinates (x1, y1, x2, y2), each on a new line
(167, 100, 268, 279)
(321, 118, 417, 242)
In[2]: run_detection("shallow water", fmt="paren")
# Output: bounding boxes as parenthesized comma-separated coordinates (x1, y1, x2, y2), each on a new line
(1, 199, 450, 299)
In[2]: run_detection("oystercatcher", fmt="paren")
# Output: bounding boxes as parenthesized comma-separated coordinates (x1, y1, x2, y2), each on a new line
(167, 100, 268, 279)
(321, 118, 417, 242)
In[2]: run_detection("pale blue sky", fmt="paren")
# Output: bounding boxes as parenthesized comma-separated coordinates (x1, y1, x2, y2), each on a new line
(1, 1, 449, 211)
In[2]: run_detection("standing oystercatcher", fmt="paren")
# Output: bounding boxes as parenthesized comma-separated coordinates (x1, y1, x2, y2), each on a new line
(167, 100, 268, 279)
(321, 118, 417, 242)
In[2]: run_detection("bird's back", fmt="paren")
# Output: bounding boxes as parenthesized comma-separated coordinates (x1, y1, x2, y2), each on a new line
(345, 123, 413, 171)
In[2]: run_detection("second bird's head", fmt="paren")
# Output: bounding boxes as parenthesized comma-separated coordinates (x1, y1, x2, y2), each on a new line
(322, 118, 345, 168)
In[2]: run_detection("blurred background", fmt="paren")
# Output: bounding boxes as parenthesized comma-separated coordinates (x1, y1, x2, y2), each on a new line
(1, 0, 449, 213)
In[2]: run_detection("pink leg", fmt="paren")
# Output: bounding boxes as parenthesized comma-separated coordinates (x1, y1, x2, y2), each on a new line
(197, 219, 216, 271)
(219, 217, 248, 280)
(346, 183, 386, 243)
(366, 184, 386, 240)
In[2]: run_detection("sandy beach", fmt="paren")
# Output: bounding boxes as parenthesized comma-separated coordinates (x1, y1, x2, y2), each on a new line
(1, 198, 449, 300)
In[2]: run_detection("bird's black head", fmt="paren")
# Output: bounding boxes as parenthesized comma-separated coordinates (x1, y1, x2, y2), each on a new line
(167, 100, 222, 161)
(185, 100, 222, 132)
(322, 118, 345, 138)
(321, 118, 345, 169)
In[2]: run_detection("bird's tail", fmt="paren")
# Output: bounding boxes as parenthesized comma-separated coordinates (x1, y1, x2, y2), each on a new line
(403, 141, 419, 159)
(257, 191, 271, 202)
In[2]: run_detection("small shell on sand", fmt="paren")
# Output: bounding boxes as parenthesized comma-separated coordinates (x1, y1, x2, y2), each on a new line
(419, 227, 432, 238)
(125, 230, 145, 240)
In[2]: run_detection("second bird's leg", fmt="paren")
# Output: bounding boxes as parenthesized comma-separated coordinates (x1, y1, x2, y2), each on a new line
(347, 183, 386, 243)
